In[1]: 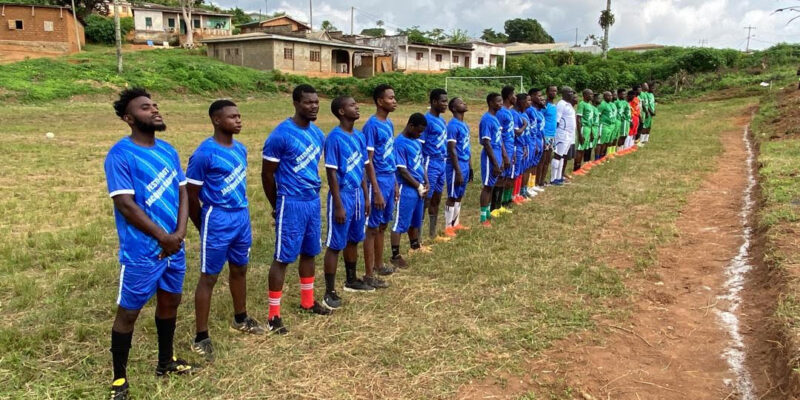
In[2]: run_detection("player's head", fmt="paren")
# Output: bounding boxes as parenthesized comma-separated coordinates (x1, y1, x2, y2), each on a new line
(501, 85, 515, 103)
(515, 93, 529, 109)
(292, 84, 319, 121)
(405, 112, 427, 138)
(529, 88, 544, 107)
(209, 99, 241, 135)
(603, 91, 613, 102)
(593, 93, 602, 105)
(331, 95, 360, 122)
(561, 86, 575, 103)
(582, 88, 594, 101)
(632, 84, 641, 95)
(486, 92, 502, 112)
(641, 82, 650, 92)
(448, 97, 467, 114)
(546, 85, 558, 100)
(626, 90, 636, 101)
(616, 88, 626, 98)
(429, 88, 448, 113)
(113, 88, 166, 132)
(373, 83, 397, 113)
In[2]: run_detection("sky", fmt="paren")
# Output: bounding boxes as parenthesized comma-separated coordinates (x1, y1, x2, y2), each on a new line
(212, 0, 800, 50)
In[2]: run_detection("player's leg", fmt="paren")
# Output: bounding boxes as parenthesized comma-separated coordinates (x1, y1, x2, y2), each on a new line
(227, 213, 257, 333)
(154, 257, 194, 376)
(297, 198, 329, 315)
(390, 185, 412, 269)
(407, 194, 426, 255)
(267, 259, 289, 334)
(110, 262, 153, 397)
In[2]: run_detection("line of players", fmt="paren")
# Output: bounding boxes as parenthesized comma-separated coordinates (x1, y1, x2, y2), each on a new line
(102, 82, 655, 399)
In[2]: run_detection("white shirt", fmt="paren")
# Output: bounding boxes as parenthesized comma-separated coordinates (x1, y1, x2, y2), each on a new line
(555, 100, 576, 144)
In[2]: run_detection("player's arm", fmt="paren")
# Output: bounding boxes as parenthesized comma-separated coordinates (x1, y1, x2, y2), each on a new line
(175, 185, 188, 240)
(514, 119, 527, 136)
(365, 151, 383, 210)
(361, 174, 370, 217)
(112, 194, 182, 257)
(500, 143, 510, 168)
(447, 140, 463, 186)
(397, 166, 421, 190)
(260, 159, 278, 214)
(481, 138, 502, 177)
(187, 183, 202, 231)
(576, 110, 584, 145)
(326, 168, 345, 224)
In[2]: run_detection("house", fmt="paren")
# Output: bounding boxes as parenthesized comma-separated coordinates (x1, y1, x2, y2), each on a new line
(131, 3, 232, 45)
(0, 3, 84, 59)
(203, 32, 380, 78)
(103, 0, 133, 18)
(504, 42, 571, 55)
(613, 43, 665, 53)
(354, 34, 506, 72)
(238, 15, 310, 34)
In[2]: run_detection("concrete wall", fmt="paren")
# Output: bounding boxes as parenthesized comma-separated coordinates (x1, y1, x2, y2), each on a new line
(133, 11, 231, 44)
(134, 10, 163, 31)
(0, 5, 84, 52)
(470, 43, 505, 68)
(397, 45, 470, 72)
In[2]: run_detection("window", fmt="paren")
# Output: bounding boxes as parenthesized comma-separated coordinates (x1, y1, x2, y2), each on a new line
(234, 48, 239, 56)
(193, 19, 201, 29)
(310, 50, 321, 62)
(226, 48, 231, 56)
(284, 48, 293, 60)
(145, 17, 152, 28)
(43, 21, 53, 32)
(416, 52, 423, 60)
(167, 18, 175, 28)
(478, 57, 484, 65)
(453, 55, 459, 63)
(435, 54, 442, 62)
(13, 20, 23, 30)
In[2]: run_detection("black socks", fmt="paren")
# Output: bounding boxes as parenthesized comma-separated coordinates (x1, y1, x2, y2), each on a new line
(344, 261, 357, 283)
(110, 330, 133, 381)
(155, 316, 176, 365)
(391, 245, 400, 258)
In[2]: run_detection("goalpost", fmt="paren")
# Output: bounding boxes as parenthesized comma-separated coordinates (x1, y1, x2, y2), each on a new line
(444, 76, 525, 104)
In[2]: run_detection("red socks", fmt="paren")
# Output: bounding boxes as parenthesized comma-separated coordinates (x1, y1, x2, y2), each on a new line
(300, 277, 314, 309)
(513, 176, 522, 197)
(268, 291, 282, 319)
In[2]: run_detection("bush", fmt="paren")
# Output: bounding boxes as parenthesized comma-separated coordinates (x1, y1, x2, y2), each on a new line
(676, 48, 725, 74)
(84, 15, 134, 45)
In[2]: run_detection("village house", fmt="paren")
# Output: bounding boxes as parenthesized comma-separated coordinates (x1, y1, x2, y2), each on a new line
(0, 3, 84, 57)
(238, 15, 310, 35)
(354, 35, 506, 72)
(130, 3, 232, 46)
(203, 31, 380, 78)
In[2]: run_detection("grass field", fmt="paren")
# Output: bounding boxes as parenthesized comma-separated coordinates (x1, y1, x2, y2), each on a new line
(0, 93, 752, 399)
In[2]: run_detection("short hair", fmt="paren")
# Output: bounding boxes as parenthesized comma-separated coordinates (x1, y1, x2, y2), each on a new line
(632, 84, 641, 90)
(501, 85, 515, 100)
(292, 84, 317, 102)
(209, 99, 237, 117)
(448, 97, 461, 113)
(429, 88, 447, 104)
(372, 83, 394, 105)
(582, 88, 593, 96)
(407, 112, 427, 128)
(547, 85, 558, 91)
(528, 87, 541, 95)
(330, 95, 352, 119)
(561, 86, 574, 96)
(113, 87, 150, 118)
(617, 88, 627, 94)
(486, 92, 501, 105)
(515, 93, 528, 103)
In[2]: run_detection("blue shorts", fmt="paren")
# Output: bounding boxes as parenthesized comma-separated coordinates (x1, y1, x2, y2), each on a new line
(481, 148, 502, 187)
(503, 144, 515, 178)
(325, 189, 366, 251)
(368, 173, 396, 228)
(200, 206, 252, 275)
(423, 156, 446, 198)
(515, 148, 524, 177)
(117, 254, 186, 310)
(392, 185, 424, 234)
(446, 160, 470, 199)
(275, 195, 321, 263)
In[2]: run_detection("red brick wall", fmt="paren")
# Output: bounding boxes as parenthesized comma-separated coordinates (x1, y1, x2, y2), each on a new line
(0, 5, 85, 52)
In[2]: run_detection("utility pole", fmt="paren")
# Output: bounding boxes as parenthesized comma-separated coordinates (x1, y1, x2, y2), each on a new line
(265, 0, 268, 17)
(744, 26, 756, 52)
(309, 0, 313, 31)
(70, 0, 81, 51)
(113, 0, 122, 73)
(574, 27, 578, 47)
(350, 6, 354, 36)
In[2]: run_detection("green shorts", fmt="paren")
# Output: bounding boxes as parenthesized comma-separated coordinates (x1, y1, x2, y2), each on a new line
(601, 124, 616, 144)
(642, 115, 653, 129)
(577, 127, 592, 151)
(620, 121, 630, 139)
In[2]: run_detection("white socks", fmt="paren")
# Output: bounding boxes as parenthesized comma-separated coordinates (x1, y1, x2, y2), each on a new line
(444, 205, 454, 228)
(453, 202, 461, 226)
(550, 158, 562, 182)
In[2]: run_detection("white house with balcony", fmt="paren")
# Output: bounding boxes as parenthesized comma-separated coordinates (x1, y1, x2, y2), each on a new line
(354, 35, 506, 72)
(131, 3, 231, 46)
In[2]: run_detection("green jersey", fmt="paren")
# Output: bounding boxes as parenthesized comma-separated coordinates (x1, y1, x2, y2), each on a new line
(576, 101, 594, 129)
(591, 104, 600, 128)
(598, 101, 617, 126)
(616, 99, 631, 121)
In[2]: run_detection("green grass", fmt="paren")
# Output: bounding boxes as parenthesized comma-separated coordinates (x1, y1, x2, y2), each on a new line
(0, 94, 751, 398)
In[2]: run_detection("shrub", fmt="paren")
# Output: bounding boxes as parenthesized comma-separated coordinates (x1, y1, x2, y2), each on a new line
(84, 15, 134, 45)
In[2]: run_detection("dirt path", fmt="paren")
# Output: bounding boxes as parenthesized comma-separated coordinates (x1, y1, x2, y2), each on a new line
(460, 112, 778, 399)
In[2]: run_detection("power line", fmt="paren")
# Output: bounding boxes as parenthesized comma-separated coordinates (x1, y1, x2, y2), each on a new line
(744, 25, 756, 52)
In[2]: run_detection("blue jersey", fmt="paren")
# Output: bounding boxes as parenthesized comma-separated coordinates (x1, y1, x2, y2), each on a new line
(543, 102, 557, 138)
(324, 126, 367, 192)
(186, 137, 248, 209)
(262, 118, 324, 200)
(525, 107, 543, 139)
(446, 118, 471, 162)
(479, 112, 503, 150)
(420, 112, 447, 160)
(512, 110, 528, 147)
(394, 134, 425, 188)
(363, 115, 396, 175)
(496, 107, 515, 148)
(104, 136, 187, 265)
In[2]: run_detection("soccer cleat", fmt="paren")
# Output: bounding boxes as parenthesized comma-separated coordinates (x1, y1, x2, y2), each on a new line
(191, 338, 215, 362)
(433, 235, 452, 243)
(573, 170, 585, 176)
(550, 180, 563, 186)
(512, 196, 524, 205)
(481, 220, 492, 227)
(444, 227, 457, 237)
(343, 279, 375, 293)
(454, 224, 470, 231)
(300, 301, 332, 315)
(390, 255, 409, 269)
(498, 206, 513, 214)
(322, 291, 342, 310)
(376, 264, 395, 276)
(110, 378, 129, 400)
(410, 245, 432, 254)
(533, 186, 545, 193)
(267, 316, 288, 335)
(231, 316, 266, 335)
(155, 357, 196, 376)
(490, 209, 502, 218)
(363, 274, 389, 289)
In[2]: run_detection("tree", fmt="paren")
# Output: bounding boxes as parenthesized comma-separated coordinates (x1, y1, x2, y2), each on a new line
(84, 14, 133, 44)
(400, 25, 432, 44)
(504, 18, 554, 43)
(376, 20, 384, 28)
(361, 28, 386, 37)
(321, 20, 338, 32)
(428, 28, 446, 44)
(228, 7, 253, 26)
(599, 0, 615, 59)
(481, 28, 508, 43)
(446, 28, 470, 44)
(179, 0, 199, 48)
(584, 34, 601, 46)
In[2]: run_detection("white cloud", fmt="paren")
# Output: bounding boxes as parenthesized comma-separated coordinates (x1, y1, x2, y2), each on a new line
(210, 0, 800, 50)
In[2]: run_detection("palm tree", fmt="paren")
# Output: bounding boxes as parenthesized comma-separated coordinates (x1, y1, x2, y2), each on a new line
(376, 20, 384, 28)
(599, 0, 615, 59)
